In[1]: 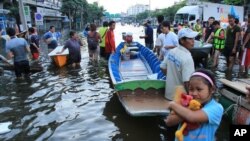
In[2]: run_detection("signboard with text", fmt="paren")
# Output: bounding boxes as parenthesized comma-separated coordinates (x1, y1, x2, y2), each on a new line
(37, 7, 61, 17)
(35, 12, 43, 25)
(24, 6, 31, 22)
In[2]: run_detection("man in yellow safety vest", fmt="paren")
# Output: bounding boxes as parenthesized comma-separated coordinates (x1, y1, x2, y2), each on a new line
(207, 20, 225, 68)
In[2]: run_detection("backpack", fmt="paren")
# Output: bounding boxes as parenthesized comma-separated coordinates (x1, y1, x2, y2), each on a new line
(87, 32, 98, 50)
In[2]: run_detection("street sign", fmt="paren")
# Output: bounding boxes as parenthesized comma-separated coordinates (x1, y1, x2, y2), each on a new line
(35, 13, 43, 25)
(24, 6, 31, 22)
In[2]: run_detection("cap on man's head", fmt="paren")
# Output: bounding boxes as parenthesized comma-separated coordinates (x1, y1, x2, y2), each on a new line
(126, 32, 133, 36)
(178, 28, 198, 39)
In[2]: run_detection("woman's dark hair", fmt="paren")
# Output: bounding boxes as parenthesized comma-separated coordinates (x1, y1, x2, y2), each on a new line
(6, 27, 16, 37)
(190, 69, 216, 89)
(69, 31, 76, 37)
(28, 27, 35, 33)
(103, 21, 109, 27)
(90, 23, 97, 31)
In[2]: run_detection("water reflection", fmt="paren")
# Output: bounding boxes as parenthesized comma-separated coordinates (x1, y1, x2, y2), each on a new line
(0, 55, 114, 140)
(103, 94, 177, 141)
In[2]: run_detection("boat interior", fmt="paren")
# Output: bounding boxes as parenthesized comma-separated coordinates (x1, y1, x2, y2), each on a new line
(109, 42, 166, 84)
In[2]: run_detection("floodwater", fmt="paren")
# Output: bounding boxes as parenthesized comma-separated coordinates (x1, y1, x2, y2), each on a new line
(0, 23, 232, 141)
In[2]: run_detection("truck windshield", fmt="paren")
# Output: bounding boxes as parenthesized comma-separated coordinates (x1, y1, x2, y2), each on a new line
(175, 14, 189, 24)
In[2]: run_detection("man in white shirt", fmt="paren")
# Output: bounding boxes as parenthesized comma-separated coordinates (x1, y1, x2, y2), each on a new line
(155, 21, 178, 61)
(160, 28, 198, 100)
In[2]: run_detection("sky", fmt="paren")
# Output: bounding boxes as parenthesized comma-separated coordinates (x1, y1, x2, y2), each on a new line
(87, 0, 181, 13)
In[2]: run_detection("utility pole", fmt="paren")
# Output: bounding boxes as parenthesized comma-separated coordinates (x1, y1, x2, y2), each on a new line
(148, 0, 151, 18)
(18, 0, 28, 31)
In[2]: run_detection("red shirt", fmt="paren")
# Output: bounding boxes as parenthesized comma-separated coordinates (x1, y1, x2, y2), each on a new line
(105, 29, 116, 53)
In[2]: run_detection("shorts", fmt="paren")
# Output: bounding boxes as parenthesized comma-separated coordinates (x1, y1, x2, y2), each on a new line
(100, 46, 106, 58)
(14, 60, 30, 77)
(223, 45, 236, 60)
(68, 53, 81, 64)
(241, 48, 250, 67)
(89, 47, 99, 60)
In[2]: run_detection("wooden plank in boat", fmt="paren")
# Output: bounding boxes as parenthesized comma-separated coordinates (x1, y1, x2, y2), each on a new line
(48, 46, 69, 56)
(219, 79, 247, 94)
(220, 89, 250, 110)
(238, 78, 250, 85)
(120, 59, 148, 72)
(120, 58, 150, 78)
(121, 71, 149, 77)
(122, 75, 148, 81)
(117, 91, 170, 116)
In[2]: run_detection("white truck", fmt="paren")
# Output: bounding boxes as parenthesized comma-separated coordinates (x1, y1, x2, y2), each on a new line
(174, 2, 244, 28)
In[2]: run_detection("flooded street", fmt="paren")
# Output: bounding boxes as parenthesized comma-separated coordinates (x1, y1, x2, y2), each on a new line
(0, 23, 231, 141)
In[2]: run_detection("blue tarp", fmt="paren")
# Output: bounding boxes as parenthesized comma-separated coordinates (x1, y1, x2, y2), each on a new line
(230, 6, 239, 19)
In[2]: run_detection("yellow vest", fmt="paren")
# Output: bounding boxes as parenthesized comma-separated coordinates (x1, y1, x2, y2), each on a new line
(194, 24, 202, 35)
(99, 27, 108, 48)
(213, 28, 225, 50)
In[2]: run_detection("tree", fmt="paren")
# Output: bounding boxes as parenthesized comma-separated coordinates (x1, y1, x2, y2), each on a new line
(136, 11, 149, 22)
(158, 0, 186, 22)
(61, 0, 88, 30)
(61, 0, 104, 30)
(3, 0, 21, 31)
(86, 2, 105, 24)
(223, 0, 244, 5)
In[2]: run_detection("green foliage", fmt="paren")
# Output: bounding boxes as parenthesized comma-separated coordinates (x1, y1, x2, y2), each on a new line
(3, 0, 19, 18)
(3, 0, 21, 27)
(151, 0, 186, 22)
(61, 0, 105, 29)
(223, 0, 244, 5)
(136, 11, 149, 21)
(135, 0, 186, 23)
(86, 2, 105, 23)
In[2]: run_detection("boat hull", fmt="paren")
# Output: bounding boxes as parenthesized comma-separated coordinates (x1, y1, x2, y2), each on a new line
(48, 46, 69, 67)
(115, 80, 170, 116)
(51, 55, 67, 67)
(219, 79, 250, 125)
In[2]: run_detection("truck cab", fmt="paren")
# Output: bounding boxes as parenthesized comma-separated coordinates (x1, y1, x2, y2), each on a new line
(174, 5, 200, 26)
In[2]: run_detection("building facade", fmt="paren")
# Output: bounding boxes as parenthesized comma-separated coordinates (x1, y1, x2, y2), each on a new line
(127, 4, 149, 16)
(22, 0, 64, 32)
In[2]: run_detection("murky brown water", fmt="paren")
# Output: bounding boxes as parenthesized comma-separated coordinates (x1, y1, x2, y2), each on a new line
(0, 23, 233, 141)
